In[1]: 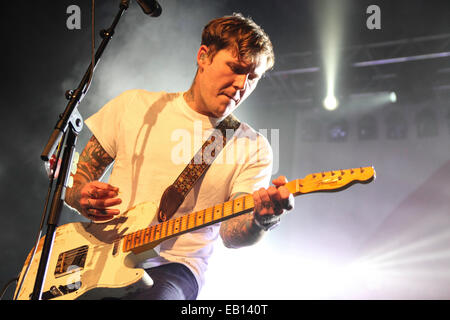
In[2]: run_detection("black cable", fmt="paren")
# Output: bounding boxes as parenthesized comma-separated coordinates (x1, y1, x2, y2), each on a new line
(0, 277, 19, 300)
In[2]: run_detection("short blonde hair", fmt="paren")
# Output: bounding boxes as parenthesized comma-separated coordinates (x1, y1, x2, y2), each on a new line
(201, 13, 275, 71)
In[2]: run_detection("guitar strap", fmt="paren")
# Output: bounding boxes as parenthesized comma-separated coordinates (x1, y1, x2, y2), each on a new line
(157, 113, 241, 222)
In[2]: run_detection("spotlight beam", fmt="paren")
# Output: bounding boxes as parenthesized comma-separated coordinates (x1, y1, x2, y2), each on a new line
(360, 229, 450, 265)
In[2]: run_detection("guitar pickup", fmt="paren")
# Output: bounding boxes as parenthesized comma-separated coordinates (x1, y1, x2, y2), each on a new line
(54, 245, 88, 278)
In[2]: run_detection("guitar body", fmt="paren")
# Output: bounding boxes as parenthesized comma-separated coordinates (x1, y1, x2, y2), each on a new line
(14, 202, 161, 300)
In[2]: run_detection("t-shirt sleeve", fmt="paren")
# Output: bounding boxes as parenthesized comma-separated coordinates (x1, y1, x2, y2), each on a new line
(84, 90, 136, 159)
(229, 133, 273, 197)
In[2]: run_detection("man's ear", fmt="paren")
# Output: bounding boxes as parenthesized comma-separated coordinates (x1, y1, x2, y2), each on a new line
(196, 45, 210, 69)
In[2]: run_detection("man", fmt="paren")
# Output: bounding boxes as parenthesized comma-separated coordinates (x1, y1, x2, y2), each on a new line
(64, 13, 293, 300)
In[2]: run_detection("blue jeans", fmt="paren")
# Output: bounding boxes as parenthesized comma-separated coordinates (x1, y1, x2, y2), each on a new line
(122, 263, 198, 300)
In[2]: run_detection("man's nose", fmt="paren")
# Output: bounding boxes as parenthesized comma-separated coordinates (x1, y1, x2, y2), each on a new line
(233, 73, 249, 91)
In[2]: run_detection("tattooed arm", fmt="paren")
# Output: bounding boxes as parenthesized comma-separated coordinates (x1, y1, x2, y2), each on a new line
(65, 135, 122, 221)
(219, 176, 294, 249)
(219, 209, 265, 249)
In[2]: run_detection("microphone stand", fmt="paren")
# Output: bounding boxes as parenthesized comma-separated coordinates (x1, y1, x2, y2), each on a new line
(30, 0, 130, 300)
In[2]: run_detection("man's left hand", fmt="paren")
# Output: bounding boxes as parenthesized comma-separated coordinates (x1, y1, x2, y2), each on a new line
(252, 176, 294, 230)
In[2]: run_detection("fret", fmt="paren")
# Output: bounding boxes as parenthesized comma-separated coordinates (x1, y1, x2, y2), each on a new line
(124, 235, 132, 251)
(180, 215, 188, 232)
(141, 228, 147, 246)
(213, 204, 223, 221)
(161, 221, 168, 239)
(166, 219, 174, 237)
(133, 230, 139, 248)
(138, 229, 145, 247)
(233, 197, 244, 214)
(154, 224, 162, 241)
(244, 194, 254, 210)
(187, 212, 196, 230)
(149, 225, 156, 242)
(223, 200, 233, 217)
(204, 207, 213, 224)
(128, 234, 134, 251)
(130, 232, 137, 249)
(144, 227, 151, 244)
(132, 231, 139, 248)
(173, 218, 181, 235)
(196, 209, 205, 227)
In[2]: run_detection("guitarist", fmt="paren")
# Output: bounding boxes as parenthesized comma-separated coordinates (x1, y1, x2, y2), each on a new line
(64, 13, 294, 300)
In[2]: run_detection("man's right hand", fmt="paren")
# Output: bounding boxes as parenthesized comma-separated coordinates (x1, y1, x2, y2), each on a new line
(78, 181, 122, 221)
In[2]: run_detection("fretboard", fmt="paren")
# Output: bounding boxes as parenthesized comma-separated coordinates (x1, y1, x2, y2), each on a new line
(122, 194, 256, 254)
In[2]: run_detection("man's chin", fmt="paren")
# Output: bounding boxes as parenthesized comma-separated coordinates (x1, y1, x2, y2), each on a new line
(218, 101, 238, 117)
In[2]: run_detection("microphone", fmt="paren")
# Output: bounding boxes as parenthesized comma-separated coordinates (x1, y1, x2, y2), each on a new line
(136, 0, 162, 17)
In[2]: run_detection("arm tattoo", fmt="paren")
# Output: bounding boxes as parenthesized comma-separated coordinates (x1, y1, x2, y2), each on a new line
(78, 135, 114, 181)
(65, 135, 114, 211)
(219, 193, 265, 249)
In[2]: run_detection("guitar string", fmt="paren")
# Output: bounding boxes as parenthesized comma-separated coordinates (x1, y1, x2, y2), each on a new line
(55, 208, 237, 261)
(53, 199, 253, 262)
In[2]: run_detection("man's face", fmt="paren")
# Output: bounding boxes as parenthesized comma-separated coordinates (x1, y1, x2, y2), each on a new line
(195, 47, 268, 118)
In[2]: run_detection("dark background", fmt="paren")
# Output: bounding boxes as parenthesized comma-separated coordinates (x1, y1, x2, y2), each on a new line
(1, 0, 450, 299)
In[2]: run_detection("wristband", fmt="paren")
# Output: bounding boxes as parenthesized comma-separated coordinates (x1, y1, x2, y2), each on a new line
(253, 215, 281, 231)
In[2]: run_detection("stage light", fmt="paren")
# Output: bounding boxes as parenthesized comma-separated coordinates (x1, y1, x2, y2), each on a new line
(316, 0, 344, 113)
(323, 95, 339, 111)
(389, 92, 397, 103)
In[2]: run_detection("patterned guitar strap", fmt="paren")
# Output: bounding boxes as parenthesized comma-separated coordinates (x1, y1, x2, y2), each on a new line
(157, 114, 241, 222)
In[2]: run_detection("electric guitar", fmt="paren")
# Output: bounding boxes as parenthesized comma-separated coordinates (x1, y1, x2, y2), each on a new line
(14, 166, 375, 300)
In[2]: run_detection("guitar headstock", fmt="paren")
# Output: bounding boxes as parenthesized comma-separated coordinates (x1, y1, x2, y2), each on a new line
(286, 166, 376, 196)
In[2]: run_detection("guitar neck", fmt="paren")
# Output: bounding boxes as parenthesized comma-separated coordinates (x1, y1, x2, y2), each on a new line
(122, 166, 375, 254)
(121, 193, 257, 254)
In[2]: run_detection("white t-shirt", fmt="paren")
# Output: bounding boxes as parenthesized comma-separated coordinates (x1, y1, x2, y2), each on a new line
(85, 89, 273, 289)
